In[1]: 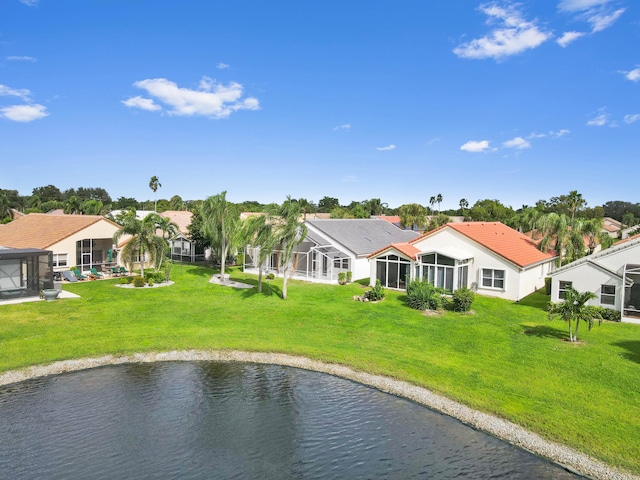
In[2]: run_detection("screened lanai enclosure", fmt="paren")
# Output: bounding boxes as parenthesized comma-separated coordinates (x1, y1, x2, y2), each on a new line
(244, 233, 351, 283)
(623, 263, 640, 320)
(0, 248, 53, 301)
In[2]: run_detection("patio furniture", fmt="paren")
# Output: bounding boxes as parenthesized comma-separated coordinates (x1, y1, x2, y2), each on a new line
(90, 268, 104, 278)
(62, 271, 79, 282)
(119, 266, 129, 275)
(110, 266, 120, 276)
(71, 269, 87, 280)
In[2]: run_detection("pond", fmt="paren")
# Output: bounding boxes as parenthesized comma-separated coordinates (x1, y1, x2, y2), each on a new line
(0, 362, 579, 479)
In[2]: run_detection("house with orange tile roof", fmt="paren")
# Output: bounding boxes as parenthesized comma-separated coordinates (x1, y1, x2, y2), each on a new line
(0, 213, 123, 274)
(368, 222, 558, 301)
(549, 236, 640, 324)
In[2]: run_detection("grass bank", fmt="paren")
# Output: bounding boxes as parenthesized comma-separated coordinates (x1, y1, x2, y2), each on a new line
(1, 265, 639, 473)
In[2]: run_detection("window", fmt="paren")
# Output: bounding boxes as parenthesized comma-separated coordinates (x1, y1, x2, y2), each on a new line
(333, 258, 349, 269)
(558, 280, 572, 299)
(419, 253, 456, 292)
(53, 253, 68, 268)
(482, 269, 505, 289)
(376, 254, 411, 289)
(600, 285, 616, 305)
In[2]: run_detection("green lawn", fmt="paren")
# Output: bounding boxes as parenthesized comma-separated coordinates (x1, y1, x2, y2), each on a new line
(2, 265, 640, 474)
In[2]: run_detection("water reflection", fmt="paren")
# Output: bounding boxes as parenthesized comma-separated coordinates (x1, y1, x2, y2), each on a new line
(0, 362, 579, 479)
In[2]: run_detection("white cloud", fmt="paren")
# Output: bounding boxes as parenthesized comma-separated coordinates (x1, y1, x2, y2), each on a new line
(333, 123, 351, 131)
(0, 84, 31, 100)
(503, 136, 531, 149)
(557, 31, 585, 47)
(376, 144, 396, 151)
(217, 63, 230, 69)
(125, 76, 260, 119)
(558, 0, 613, 12)
(6, 55, 37, 62)
(19, 0, 39, 6)
(588, 8, 625, 32)
(121, 95, 161, 111)
(587, 114, 607, 126)
(550, 129, 570, 137)
(1, 104, 48, 122)
(453, 3, 551, 60)
(527, 132, 546, 139)
(624, 114, 640, 124)
(623, 67, 640, 82)
(460, 140, 491, 152)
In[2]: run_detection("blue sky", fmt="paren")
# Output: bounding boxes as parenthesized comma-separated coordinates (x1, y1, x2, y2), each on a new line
(1, 0, 638, 210)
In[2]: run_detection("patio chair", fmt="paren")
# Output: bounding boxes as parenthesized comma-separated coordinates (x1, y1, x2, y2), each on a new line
(119, 266, 129, 275)
(71, 269, 87, 280)
(61, 270, 78, 282)
(90, 268, 104, 278)
(110, 266, 120, 276)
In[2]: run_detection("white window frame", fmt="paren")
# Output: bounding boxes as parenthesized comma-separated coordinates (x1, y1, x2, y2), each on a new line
(559, 280, 572, 300)
(600, 284, 616, 306)
(482, 268, 505, 290)
(53, 253, 68, 268)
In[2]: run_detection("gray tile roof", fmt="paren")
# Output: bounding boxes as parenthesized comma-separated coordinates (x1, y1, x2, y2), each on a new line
(306, 219, 420, 256)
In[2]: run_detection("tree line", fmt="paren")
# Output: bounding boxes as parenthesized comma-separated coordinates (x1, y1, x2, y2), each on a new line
(2, 184, 640, 231)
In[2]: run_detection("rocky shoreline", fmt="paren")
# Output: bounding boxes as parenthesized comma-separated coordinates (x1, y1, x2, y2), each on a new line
(0, 350, 636, 480)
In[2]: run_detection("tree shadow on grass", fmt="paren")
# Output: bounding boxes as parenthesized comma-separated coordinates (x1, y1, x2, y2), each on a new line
(521, 324, 567, 340)
(611, 341, 640, 364)
(240, 281, 281, 299)
(182, 265, 214, 279)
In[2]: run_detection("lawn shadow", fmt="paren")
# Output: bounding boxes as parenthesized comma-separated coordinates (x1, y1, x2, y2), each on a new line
(521, 324, 567, 340)
(515, 289, 550, 312)
(611, 341, 640, 364)
(182, 265, 215, 279)
(240, 281, 281, 299)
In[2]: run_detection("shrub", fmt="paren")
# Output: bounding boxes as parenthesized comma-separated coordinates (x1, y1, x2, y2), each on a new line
(452, 287, 475, 312)
(406, 280, 445, 311)
(147, 277, 155, 286)
(119, 276, 133, 284)
(364, 280, 385, 302)
(164, 261, 172, 283)
(132, 276, 146, 288)
(346, 271, 353, 283)
(544, 277, 552, 295)
(591, 306, 621, 322)
(338, 272, 347, 285)
(266, 272, 275, 280)
(144, 271, 164, 284)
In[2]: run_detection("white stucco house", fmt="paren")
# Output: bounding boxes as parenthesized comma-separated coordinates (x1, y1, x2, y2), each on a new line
(244, 218, 419, 283)
(549, 234, 640, 324)
(368, 222, 558, 301)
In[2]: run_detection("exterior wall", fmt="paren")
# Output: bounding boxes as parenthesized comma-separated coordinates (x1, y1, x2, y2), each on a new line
(370, 228, 553, 301)
(49, 220, 121, 272)
(550, 263, 622, 310)
(351, 256, 370, 282)
(593, 243, 640, 276)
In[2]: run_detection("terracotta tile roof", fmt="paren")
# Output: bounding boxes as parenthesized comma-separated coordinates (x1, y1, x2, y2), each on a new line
(377, 215, 401, 225)
(615, 233, 640, 246)
(159, 210, 193, 234)
(368, 242, 421, 259)
(0, 213, 119, 249)
(443, 222, 556, 268)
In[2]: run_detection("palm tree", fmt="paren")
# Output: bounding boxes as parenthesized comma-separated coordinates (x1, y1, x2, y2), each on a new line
(398, 203, 427, 231)
(243, 214, 276, 293)
(297, 198, 315, 220)
(201, 191, 241, 282)
(580, 217, 604, 255)
(63, 195, 83, 214)
(80, 199, 104, 215)
(548, 287, 601, 342)
(0, 194, 13, 221)
(113, 213, 164, 277)
(429, 196, 436, 214)
(436, 193, 443, 213)
(155, 215, 179, 270)
(459, 198, 469, 217)
(149, 176, 162, 212)
(272, 196, 307, 300)
(567, 190, 585, 222)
